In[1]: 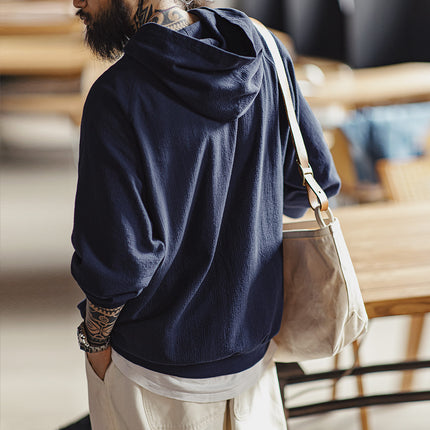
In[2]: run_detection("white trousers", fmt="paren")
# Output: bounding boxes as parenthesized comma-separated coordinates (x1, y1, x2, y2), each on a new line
(85, 356, 287, 430)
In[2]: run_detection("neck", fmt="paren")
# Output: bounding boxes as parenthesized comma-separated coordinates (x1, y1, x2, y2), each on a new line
(133, 0, 195, 31)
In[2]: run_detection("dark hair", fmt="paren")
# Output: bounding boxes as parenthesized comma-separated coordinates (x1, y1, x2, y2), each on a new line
(179, 0, 214, 11)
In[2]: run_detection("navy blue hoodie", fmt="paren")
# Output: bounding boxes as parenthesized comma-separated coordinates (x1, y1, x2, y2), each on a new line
(72, 7, 340, 378)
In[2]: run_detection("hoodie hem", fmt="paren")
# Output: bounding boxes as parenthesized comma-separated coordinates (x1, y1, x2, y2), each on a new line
(111, 341, 270, 379)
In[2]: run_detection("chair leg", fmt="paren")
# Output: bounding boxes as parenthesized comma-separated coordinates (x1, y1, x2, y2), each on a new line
(401, 314, 425, 392)
(332, 353, 340, 400)
(353, 340, 369, 430)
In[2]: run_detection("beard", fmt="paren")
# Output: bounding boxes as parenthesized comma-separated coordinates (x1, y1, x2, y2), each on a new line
(77, 0, 136, 61)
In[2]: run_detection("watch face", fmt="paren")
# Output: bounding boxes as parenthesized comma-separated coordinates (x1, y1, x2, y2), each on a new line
(78, 322, 90, 351)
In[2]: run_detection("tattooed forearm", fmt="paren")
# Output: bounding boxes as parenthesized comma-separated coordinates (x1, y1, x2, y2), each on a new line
(150, 6, 194, 31)
(134, 0, 154, 30)
(85, 300, 124, 346)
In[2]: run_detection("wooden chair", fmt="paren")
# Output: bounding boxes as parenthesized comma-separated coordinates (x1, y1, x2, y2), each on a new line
(376, 156, 430, 203)
(329, 128, 385, 204)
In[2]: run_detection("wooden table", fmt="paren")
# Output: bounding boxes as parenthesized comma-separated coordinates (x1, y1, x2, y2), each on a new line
(304, 62, 430, 109)
(0, 1, 89, 76)
(0, 33, 90, 125)
(337, 200, 430, 403)
(0, 1, 81, 36)
(0, 33, 90, 77)
(334, 201, 430, 319)
(0, 5, 97, 126)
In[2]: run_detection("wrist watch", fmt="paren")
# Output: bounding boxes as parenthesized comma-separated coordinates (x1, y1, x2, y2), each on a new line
(77, 321, 111, 353)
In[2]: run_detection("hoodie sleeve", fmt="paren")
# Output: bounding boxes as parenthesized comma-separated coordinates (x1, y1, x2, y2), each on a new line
(273, 38, 341, 218)
(71, 79, 165, 309)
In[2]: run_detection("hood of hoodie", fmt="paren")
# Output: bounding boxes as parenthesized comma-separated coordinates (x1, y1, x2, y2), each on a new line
(124, 8, 265, 122)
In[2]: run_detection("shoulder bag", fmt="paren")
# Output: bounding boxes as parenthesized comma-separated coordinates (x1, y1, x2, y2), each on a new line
(253, 20, 369, 362)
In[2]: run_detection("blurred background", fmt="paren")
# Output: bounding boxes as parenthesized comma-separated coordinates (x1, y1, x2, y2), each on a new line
(1, 1, 429, 429)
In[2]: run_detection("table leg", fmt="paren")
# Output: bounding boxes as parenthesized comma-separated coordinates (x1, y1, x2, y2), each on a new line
(332, 353, 340, 400)
(353, 340, 369, 430)
(401, 314, 425, 392)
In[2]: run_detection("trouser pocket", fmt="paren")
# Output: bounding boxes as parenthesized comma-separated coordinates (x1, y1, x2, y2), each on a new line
(231, 362, 287, 430)
(142, 388, 227, 430)
(85, 355, 116, 430)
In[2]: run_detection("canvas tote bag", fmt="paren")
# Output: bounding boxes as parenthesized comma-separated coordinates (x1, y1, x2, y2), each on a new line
(253, 20, 368, 362)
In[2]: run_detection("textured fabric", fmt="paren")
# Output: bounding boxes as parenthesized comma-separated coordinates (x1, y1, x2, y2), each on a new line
(85, 356, 287, 430)
(72, 7, 340, 378)
(275, 216, 368, 362)
(111, 341, 277, 402)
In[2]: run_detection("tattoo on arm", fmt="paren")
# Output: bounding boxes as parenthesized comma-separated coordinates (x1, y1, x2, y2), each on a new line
(85, 300, 124, 346)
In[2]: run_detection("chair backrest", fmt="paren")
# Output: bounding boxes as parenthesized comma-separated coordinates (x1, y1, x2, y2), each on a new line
(376, 156, 430, 202)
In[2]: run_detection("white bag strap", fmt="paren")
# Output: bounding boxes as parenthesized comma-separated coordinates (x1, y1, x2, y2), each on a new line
(251, 19, 329, 212)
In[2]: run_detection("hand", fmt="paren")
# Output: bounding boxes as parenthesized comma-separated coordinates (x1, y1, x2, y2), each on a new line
(87, 346, 112, 380)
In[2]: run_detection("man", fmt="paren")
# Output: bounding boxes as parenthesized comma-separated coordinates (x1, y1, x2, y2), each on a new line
(71, 0, 341, 429)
